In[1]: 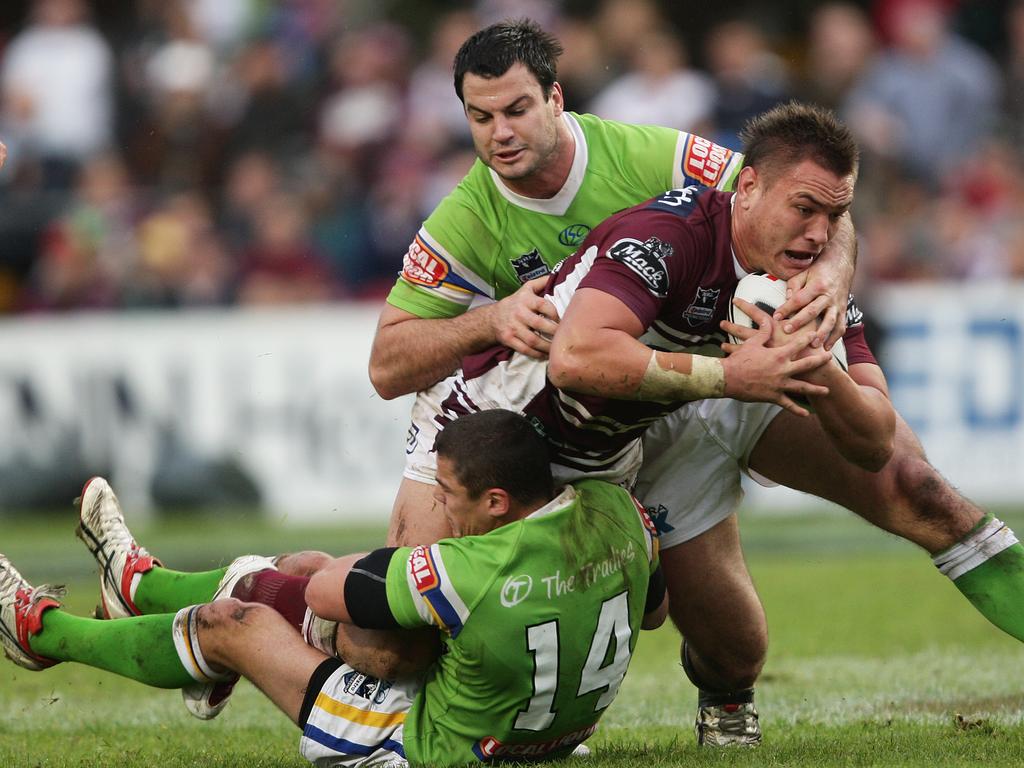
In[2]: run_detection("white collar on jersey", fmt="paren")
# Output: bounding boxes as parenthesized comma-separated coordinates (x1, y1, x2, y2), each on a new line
(488, 112, 587, 216)
(729, 192, 750, 279)
(525, 484, 578, 520)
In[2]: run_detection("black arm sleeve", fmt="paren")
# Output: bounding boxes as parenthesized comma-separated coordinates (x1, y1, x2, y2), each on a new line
(343, 547, 402, 630)
(645, 563, 666, 616)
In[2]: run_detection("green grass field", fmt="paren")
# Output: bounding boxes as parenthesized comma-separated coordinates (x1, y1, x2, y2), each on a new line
(1, 508, 1023, 767)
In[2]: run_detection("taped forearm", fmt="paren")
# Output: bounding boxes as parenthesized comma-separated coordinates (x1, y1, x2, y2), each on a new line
(634, 350, 725, 403)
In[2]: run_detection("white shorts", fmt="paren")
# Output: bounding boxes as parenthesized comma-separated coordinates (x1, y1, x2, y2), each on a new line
(634, 399, 781, 550)
(406, 374, 777, 547)
(402, 378, 452, 486)
(300, 663, 418, 768)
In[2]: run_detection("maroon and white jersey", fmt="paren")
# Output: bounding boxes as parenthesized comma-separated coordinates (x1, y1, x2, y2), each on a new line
(426, 187, 876, 481)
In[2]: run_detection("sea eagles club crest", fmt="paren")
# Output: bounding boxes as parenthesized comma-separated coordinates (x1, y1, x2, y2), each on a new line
(683, 286, 721, 327)
(510, 249, 550, 283)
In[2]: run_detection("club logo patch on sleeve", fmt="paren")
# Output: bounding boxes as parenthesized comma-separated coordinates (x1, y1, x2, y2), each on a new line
(408, 545, 439, 592)
(402, 236, 450, 288)
(683, 135, 734, 188)
(607, 237, 672, 297)
(682, 286, 721, 327)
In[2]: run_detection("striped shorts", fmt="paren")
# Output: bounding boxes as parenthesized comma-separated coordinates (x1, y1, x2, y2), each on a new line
(299, 659, 418, 767)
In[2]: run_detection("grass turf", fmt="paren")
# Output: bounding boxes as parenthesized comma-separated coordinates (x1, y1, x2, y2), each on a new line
(1, 509, 1022, 766)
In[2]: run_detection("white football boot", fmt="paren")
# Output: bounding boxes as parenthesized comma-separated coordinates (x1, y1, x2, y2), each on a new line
(695, 702, 762, 746)
(75, 477, 159, 619)
(181, 554, 277, 720)
(0, 555, 64, 670)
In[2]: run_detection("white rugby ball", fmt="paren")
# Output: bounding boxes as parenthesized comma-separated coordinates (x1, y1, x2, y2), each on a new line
(728, 272, 847, 371)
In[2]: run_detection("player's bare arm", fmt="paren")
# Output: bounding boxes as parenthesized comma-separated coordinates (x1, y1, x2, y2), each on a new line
(304, 550, 441, 679)
(304, 552, 363, 624)
(807, 362, 895, 471)
(723, 299, 895, 470)
(775, 212, 857, 349)
(548, 288, 831, 416)
(369, 278, 559, 399)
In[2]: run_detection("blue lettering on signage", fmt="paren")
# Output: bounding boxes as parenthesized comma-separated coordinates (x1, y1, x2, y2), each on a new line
(962, 319, 1021, 430)
(880, 321, 931, 434)
(884, 317, 1023, 435)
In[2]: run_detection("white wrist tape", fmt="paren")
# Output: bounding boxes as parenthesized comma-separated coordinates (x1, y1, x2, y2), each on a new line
(635, 351, 726, 403)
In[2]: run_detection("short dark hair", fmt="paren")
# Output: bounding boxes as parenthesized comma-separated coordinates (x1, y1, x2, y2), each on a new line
(739, 101, 859, 182)
(453, 18, 563, 103)
(434, 409, 554, 506)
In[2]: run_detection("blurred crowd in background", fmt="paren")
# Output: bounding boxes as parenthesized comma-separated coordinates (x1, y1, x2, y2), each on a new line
(1, 0, 1023, 314)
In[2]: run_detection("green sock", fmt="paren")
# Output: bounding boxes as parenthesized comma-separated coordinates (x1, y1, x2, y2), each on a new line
(30, 609, 193, 688)
(934, 515, 1024, 642)
(951, 546, 1024, 641)
(134, 566, 227, 614)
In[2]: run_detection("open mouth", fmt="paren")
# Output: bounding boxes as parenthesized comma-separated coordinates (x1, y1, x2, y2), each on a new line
(783, 250, 817, 265)
(493, 147, 526, 163)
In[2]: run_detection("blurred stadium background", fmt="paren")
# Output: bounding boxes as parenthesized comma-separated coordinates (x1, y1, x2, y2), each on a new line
(1, 0, 1024, 521)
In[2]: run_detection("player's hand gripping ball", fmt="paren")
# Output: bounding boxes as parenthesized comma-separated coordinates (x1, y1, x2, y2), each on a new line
(728, 272, 848, 371)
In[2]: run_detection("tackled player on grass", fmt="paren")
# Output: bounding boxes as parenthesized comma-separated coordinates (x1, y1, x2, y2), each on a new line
(1, 410, 666, 767)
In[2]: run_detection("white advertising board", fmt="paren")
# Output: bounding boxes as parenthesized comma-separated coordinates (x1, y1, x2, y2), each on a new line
(745, 280, 1024, 510)
(0, 305, 410, 520)
(2, 282, 1022, 520)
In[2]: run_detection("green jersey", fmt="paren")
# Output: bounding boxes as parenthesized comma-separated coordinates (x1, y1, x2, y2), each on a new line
(388, 112, 741, 319)
(386, 479, 660, 764)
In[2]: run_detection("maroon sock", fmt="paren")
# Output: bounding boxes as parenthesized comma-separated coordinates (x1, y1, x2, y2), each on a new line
(231, 570, 311, 631)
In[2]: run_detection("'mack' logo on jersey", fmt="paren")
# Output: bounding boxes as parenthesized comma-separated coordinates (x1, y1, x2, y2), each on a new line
(510, 249, 549, 283)
(683, 136, 733, 188)
(402, 236, 450, 287)
(607, 237, 671, 298)
(409, 545, 439, 592)
(558, 223, 591, 247)
(682, 286, 720, 327)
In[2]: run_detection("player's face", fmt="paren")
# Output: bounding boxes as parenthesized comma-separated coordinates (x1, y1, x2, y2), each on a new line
(734, 158, 854, 279)
(461, 63, 565, 191)
(433, 456, 497, 537)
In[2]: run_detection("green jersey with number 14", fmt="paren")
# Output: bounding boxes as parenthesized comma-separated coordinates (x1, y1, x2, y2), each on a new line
(386, 479, 660, 765)
(387, 112, 741, 319)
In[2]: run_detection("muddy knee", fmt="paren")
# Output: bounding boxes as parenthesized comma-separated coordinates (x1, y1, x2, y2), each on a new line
(198, 597, 271, 629)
